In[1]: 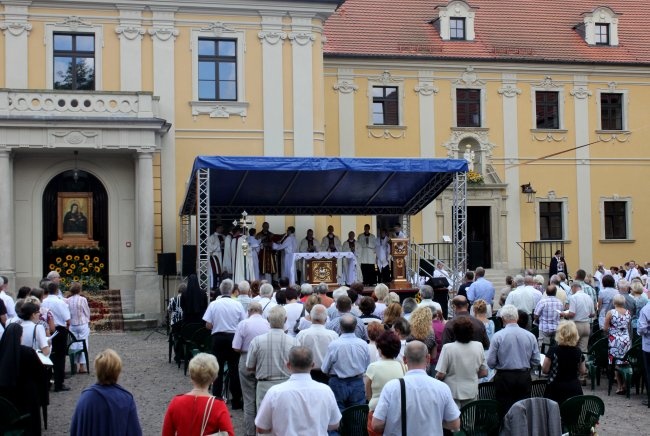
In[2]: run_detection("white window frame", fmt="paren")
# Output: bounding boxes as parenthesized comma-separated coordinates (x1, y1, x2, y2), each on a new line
(438, 0, 476, 41)
(600, 196, 632, 241)
(452, 86, 485, 128)
(190, 25, 248, 119)
(367, 72, 405, 127)
(531, 88, 566, 131)
(596, 88, 628, 132)
(535, 197, 568, 241)
(45, 22, 104, 90)
(583, 7, 619, 46)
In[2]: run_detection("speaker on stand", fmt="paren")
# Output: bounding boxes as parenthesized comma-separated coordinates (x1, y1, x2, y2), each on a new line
(152, 253, 177, 338)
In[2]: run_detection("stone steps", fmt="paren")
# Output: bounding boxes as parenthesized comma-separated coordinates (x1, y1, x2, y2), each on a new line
(122, 312, 160, 331)
(88, 289, 124, 331)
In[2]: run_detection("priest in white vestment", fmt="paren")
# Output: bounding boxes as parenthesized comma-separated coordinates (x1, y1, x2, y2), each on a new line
(222, 230, 233, 274)
(207, 224, 224, 288)
(357, 224, 378, 286)
(342, 231, 362, 285)
(297, 229, 318, 283)
(321, 225, 343, 284)
(376, 229, 391, 284)
(273, 226, 298, 284)
(227, 227, 254, 283)
(247, 228, 261, 281)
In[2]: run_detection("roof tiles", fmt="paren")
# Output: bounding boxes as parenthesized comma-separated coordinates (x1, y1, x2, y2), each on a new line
(324, 0, 650, 64)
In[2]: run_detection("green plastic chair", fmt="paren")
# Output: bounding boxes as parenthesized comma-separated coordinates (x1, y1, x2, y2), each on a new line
(339, 404, 369, 436)
(613, 342, 643, 398)
(178, 322, 205, 372)
(0, 396, 31, 435)
(559, 395, 604, 436)
(64, 328, 89, 376)
(477, 381, 496, 400)
(585, 337, 610, 391)
(458, 399, 501, 436)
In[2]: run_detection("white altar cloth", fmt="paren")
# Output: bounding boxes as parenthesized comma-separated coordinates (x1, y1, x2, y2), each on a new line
(291, 252, 357, 285)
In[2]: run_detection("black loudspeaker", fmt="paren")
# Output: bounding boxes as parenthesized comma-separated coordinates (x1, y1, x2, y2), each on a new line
(426, 277, 450, 289)
(181, 245, 197, 276)
(157, 253, 177, 276)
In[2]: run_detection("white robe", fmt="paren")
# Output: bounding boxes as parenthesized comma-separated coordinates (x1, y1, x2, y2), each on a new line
(342, 239, 362, 284)
(207, 232, 223, 287)
(228, 234, 254, 283)
(273, 234, 298, 284)
(247, 236, 261, 281)
(376, 236, 391, 270)
(321, 234, 343, 283)
(357, 233, 377, 265)
(222, 234, 233, 273)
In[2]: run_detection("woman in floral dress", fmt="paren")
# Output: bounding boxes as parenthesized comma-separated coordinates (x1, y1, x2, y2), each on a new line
(603, 294, 631, 394)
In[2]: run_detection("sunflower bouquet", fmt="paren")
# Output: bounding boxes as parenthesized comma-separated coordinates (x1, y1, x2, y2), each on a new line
(50, 252, 106, 292)
(467, 170, 484, 185)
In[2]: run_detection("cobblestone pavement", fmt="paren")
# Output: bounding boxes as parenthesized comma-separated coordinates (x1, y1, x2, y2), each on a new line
(44, 330, 648, 435)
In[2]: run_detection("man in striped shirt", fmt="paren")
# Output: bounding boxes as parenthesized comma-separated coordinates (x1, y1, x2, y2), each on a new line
(533, 284, 564, 350)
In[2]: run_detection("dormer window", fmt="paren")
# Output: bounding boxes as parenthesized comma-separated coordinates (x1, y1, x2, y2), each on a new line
(437, 1, 476, 41)
(580, 6, 619, 46)
(450, 17, 466, 40)
(595, 23, 609, 45)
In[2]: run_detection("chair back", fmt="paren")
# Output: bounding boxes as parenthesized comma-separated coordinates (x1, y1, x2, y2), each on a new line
(180, 322, 205, 341)
(502, 398, 562, 436)
(339, 404, 369, 436)
(0, 395, 30, 433)
(459, 399, 500, 436)
(587, 330, 604, 349)
(587, 338, 608, 368)
(477, 381, 496, 400)
(190, 327, 212, 355)
(559, 395, 605, 436)
(530, 379, 547, 398)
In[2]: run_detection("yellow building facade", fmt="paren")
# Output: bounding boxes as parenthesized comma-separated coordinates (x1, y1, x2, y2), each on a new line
(1, 0, 648, 316)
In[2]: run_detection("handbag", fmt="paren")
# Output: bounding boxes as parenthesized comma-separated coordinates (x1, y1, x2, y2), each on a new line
(399, 378, 407, 436)
(293, 305, 306, 334)
(200, 396, 229, 436)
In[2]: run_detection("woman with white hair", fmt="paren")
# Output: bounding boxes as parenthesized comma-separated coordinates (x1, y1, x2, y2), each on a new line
(163, 353, 234, 436)
(604, 294, 631, 395)
(373, 283, 389, 319)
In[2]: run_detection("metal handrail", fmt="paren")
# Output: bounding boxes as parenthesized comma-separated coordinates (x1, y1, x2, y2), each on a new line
(407, 242, 453, 285)
(516, 241, 566, 274)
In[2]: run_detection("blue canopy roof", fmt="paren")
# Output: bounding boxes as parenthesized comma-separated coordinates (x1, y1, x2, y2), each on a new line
(180, 156, 467, 216)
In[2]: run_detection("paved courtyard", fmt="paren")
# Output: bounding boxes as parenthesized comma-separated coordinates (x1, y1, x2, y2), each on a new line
(44, 330, 648, 435)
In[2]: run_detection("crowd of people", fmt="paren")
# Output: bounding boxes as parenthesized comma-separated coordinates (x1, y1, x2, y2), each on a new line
(3, 255, 650, 435)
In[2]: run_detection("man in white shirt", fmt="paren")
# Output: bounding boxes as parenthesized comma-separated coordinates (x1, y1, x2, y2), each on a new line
(255, 346, 341, 436)
(504, 275, 537, 318)
(296, 304, 339, 384)
(0, 276, 16, 319)
(562, 282, 596, 355)
(256, 283, 277, 318)
(357, 224, 378, 286)
(372, 341, 460, 436)
(41, 282, 71, 391)
(626, 260, 640, 282)
(232, 302, 270, 436)
(46, 271, 64, 298)
(203, 279, 246, 407)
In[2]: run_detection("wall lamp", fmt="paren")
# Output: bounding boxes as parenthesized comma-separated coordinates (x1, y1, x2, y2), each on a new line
(521, 183, 536, 203)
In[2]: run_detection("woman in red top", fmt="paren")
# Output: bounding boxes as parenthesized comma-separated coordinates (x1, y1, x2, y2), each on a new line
(162, 353, 234, 436)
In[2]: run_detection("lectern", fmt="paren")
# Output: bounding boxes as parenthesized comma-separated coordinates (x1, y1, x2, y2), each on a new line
(390, 238, 410, 289)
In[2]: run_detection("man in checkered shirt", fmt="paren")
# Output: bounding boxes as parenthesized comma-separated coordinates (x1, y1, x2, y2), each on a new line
(534, 284, 564, 351)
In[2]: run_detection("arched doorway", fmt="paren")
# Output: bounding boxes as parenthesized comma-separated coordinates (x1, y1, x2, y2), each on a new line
(42, 170, 109, 287)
